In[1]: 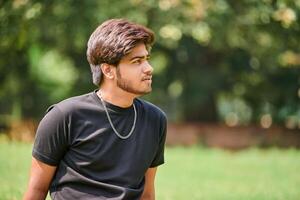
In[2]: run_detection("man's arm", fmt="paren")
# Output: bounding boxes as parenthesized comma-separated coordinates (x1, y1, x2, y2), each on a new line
(140, 167, 158, 200)
(23, 157, 57, 200)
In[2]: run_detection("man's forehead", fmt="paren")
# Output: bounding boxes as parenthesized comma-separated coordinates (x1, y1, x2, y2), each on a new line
(125, 45, 149, 60)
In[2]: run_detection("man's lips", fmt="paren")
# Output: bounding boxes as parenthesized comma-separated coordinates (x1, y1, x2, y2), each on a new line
(142, 76, 152, 81)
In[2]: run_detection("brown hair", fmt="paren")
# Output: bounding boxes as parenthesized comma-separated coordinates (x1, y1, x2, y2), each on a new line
(86, 18, 155, 86)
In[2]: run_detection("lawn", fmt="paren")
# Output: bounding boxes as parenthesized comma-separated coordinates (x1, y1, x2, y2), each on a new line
(0, 140, 299, 200)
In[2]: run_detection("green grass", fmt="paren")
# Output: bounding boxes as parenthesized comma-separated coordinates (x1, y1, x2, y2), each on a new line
(156, 147, 300, 200)
(0, 141, 32, 200)
(0, 141, 300, 200)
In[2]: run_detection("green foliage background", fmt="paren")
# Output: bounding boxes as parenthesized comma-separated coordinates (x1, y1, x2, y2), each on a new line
(1, 0, 299, 126)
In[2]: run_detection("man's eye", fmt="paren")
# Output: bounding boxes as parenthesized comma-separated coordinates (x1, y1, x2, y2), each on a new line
(133, 60, 142, 64)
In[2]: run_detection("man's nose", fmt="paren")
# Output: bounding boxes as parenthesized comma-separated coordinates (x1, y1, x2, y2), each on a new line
(143, 61, 153, 74)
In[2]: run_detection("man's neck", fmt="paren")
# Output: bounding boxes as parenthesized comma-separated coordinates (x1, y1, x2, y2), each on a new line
(97, 87, 136, 108)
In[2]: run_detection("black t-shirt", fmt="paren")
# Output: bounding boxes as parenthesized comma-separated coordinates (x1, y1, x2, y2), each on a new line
(32, 90, 167, 200)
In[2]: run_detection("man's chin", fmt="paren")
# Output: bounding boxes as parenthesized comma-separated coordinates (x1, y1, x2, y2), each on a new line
(133, 87, 152, 96)
(120, 89, 152, 97)
(117, 82, 152, 96)
(135, 89, 152, 97)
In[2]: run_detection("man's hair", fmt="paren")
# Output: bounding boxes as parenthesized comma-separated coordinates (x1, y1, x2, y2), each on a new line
(87, 18, 155, 86)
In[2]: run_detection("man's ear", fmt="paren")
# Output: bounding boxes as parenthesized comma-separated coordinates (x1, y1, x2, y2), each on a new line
(100, 63, 115, 79)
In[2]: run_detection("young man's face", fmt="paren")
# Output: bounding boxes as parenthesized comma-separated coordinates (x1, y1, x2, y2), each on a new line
(115, 43, 153, 96)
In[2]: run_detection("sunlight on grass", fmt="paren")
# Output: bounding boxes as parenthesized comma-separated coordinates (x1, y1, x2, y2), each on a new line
(0, 141, 299, 200)
(0, 142, 32, 200)
(156, 147, 300, 200)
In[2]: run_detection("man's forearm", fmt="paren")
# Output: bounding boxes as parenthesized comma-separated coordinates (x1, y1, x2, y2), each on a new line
(140, 190, 155, 200)
(23, 188, 48, 200)
(23, 157, 56, 200)
(140, 195, 155, 200)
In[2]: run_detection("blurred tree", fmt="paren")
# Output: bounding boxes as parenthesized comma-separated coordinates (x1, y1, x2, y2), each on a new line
(0, 0, 299, 128)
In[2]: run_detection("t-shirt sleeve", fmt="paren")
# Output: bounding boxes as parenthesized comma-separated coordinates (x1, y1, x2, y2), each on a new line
(150, 113, 167, 168)
(32, 105, 69, 166)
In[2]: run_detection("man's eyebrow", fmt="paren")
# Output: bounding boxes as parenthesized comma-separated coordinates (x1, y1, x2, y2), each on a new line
(129, 54, 150, 61)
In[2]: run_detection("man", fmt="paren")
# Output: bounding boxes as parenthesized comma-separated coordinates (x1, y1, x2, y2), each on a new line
(23, 18, 167, 200)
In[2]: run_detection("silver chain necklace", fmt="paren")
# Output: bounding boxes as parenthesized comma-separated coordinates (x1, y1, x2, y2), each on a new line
(98, 91, 137, 139)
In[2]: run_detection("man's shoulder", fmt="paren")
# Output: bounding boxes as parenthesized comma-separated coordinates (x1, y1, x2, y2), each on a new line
(48, 91, 95, 114)
(135, 98, 167, 121)
(60, 92, 93, 105)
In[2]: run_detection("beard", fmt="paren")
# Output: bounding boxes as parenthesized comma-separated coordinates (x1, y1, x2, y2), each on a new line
(116, 68, 152, 96)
